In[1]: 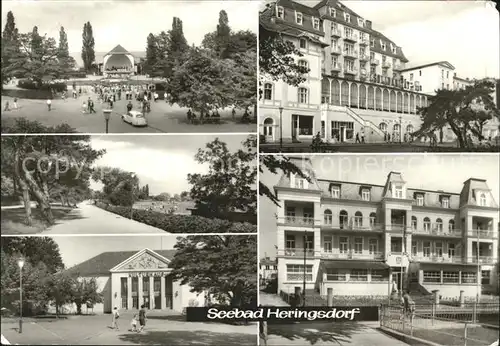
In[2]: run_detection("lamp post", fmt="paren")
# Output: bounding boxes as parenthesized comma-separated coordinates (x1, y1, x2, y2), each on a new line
(18, 257, 25, 334)
(103, 109, 112, 134)
(303, 230, 307, 307)
(130, 173, 136, 220)
(279, 107, 284, 152)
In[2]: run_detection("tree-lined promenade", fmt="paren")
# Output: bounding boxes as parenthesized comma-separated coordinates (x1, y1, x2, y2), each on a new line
(1, 10, 257, 133)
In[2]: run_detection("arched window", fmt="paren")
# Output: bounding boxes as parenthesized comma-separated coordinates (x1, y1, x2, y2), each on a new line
(354, 211, 363, 228)
(350, 83, 358, 107)
(382, 89, 389, 111)
(406, 124, 414, 133)
(339, 210, 348, 229)
(340, 81, 349, 106)
(298, 87, 308, 104)
(263, 83, 273, 100)
(393, 123, 401, 133)
(359, 85, 367, 108)
(390, 90, 396, 112)
(369, 212, 377, 227)
(324, 209, 333, 225)
(448, 220, 455, 232)
(367, 86, 374, 109)
(331, 80, 340, 105)
(376, 88, 382, 110)
(379, 122, 388, 133)
(479, 193, 486, 206)
(403, 93, 409, 113)
(416, 96, 421, 110)
(396, 92, 403, 113)
(436, 218, 443, 232)
(411, 216, 417, 230)
(263, 118, 274, 137)
(423, 217, 431, 231)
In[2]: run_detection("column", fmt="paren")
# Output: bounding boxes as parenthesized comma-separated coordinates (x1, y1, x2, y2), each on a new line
(161, 276, 166, 309)
(329, 79, 332, 104)
(127, 276, 132, 310)
(347, 82, 351, 107)
(138, 275, 143, 308)
(149, 276, 154, 309)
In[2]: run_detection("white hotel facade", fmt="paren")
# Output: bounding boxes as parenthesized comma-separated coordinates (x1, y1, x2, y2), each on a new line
(259, 0, 499, 144)
(275, 158, 499, 298)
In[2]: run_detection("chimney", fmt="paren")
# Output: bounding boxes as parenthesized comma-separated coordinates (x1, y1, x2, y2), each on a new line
(365, 20, 372, 29)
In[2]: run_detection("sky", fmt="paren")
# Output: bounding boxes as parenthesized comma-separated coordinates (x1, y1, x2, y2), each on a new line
(290, 0, 499, 79)
(89, 134, 252, 195)
(259, 154, 500, 259)
(2, 0, 258, 52)
(52, 235, 181, 268)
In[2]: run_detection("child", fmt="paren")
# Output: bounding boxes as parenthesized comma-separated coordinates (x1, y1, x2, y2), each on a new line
(82, 101, 87, 114)
(131, 314, 138, 332)
(12, 98, 18, 110)
(112, 306, 120, 330)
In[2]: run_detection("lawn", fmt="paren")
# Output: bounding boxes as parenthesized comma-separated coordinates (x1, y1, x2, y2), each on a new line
(1, 207, 75, 234)
(412, 326, 499, 346)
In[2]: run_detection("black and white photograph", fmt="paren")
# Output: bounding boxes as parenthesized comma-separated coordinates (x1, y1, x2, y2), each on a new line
(258, 153, 499, 346)
(0, 235, 258, 345)
(1, 134, 257, 235)
(259, 0, 500, 153)
(1, 1, 257, 134)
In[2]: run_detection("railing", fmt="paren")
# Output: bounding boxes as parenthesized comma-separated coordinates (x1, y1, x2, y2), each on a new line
(343, 50, 358, 58)
(358, 54, 369, 61)
(331, 63, 342, 71)
(322, 217, 384, 231)
(370, 58, 380, 65)
(467, 256, 495, 264)
(388, 223, 411, 232)
(344, 33, 358, 41)
(412, 255, 465, 264)
(277, 216, 317, 226)
(412, 228, 463, 237)
(344, 66, 358, 74)
(382, 61, 392, 68)
(330, 45, 341, 54)
(468, 230, 497, 239)
(277, 248, 316, 258)
(321, 250, 384, 260)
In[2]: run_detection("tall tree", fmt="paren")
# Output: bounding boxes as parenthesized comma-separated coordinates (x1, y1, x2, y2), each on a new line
(57, 26, 75, 76)
(1, 11, 22, 86)
(143, 33, 158, 76)
(81, 22, 95, 73)
(30, 26, 42, 55)
(169, 235, 257, 307)
(187, 136, 257, 216)
(414, 80, 500, 148)
(215, 10, 231, 58)
(92, 167, 139, 207)
(163, 17, 189, 81)
(1, 237, 64, 273)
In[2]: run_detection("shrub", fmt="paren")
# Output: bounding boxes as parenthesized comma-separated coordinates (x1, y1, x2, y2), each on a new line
(2, 88, 52, 100)
(95, 202, 256, 233)
(17, 79, 67, 92)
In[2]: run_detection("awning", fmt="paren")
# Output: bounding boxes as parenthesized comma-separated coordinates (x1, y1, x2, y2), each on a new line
(321, 260, 389, 270)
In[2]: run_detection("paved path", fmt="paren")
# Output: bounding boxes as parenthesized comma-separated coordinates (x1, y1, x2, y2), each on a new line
(259, 292, 290, 306)
(1, 95, 255, 133)
(41, 202, 166, 235)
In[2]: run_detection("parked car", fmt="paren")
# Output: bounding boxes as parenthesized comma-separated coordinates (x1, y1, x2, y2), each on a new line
(121, 110, 147, 127)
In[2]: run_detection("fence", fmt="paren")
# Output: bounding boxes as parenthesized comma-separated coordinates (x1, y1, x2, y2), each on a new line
(380, 303, 499, 346)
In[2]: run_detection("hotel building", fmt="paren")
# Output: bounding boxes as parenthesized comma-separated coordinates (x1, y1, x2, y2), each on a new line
(259, 0, 499, 144)
(274, 158, 499, 298)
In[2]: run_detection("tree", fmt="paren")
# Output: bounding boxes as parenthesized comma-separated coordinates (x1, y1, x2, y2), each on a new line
(225, 30, 257, 58)
(57, 26, 75, 77)
(169, 235, 257, 307)
(180, 191, 190, 201)
(215, 10, 231, 58)
(1, 11, 22, 86)
(230, 50, 257, 114)
(47, 271, 75, 317)
(188, 136, 257, 216)
(163, 17, 189, 81)
(143, 33, 158, 76)
(71, 277, 103, 315)
(81, 22, 95, 73)
(93, 167, 139, 207)
(1, 237, 64, 273)
(414, 80, 500, 148)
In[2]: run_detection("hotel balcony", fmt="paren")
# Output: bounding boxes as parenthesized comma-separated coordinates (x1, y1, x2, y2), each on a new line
(278, 201, 318, 228)
(330, 45, 342, 54)
(331, 28, 342, 37)
(358, 37, 369, 46)
(468, 229, 497, 239)
(321, 250, 384, 261)
(370, 58, 380, 66)
(412, 255, 465, 264)
(343, 66, 358, 75)
(343, 50, 358, 59)
(277, 216, 317, 227)
(277, 248, 316, 258)
(343, 33, 358, 42)
(382, 61, 392, 69)
(467, 256, 496, 264)
(322, 215, 384, 232)
(359, 54, 369, 62)
(412, 226, 463, 238)
(331, 63, 342, 72)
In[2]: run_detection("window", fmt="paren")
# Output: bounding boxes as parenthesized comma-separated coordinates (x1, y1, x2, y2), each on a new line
(285, 234, 295, 249)
(370, 39, 375, 48)
(344, 27, 353, 39)
(394, 186, 403, 198)
(381, 42, 386, 50)
(295, 12, 303, 25)
(423, 241, 431, 257)
(461, 272, 477, 284)
(419, 70, 422, 76)
(358, 18, 365, 27)
(448, 243, 455, 258)
(354, 212, 363, 228)
(329, 8, 336, 17)
(313, 18, 320, 30)
(423, 217, 431, 231)
(339, 236, 349, 253)
(285, 207, 295, 224)
(305, 235, 314, 251)
(324, 209, 332, 225)
(411, 216, 417, 230)
(446, 84, 449, 90)
(369, 213, 376, 228)
(411, 240, 417, 256)
(263, 83, 273, 100)
(479, 193, 486, 206)
(298, 87, 308, 104)
(441, 197, 450, 208)
(369, 239, 378, 254)
(277, 6, 284, 19)
(361, 189, 370, 201)
(294, 177, 306, 189)
(326, 269, 346, 281)
(481, 270, 490, 285)
(339, 210, 348, 228)
(423, 271, 441, 283)
(441, 83, 444, 89)
(371, 270, 387, 282)
(286, 264, 313, 281)
(263, 118, 273, 137)
(446, 71, 449, 78)
(443, 272, 459, 283)
(350, 269, 368, 281)
(416, 194, 424, 206)
(436, 218, 443, 232)
(435, 241, 443, 257)
(299, 38, 307, 49)
(410, 73, 414, 81)
(298, 60, 308, 70)
(344, 13, 350, 22)
(303, 208, 313, 223)
(331, 186, 340, 198)
(441, 69, 444, 78)
(448, 220, 455, 232)
(354, 237, 363, 254)
(323, 235, 333, 252)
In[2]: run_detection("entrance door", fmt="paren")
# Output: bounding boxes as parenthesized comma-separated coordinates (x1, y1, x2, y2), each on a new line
(292, 115, 298, 139)
(340, 127, 345, 142)
(165, 275, 173, 309)
(154, 277, 161, 309)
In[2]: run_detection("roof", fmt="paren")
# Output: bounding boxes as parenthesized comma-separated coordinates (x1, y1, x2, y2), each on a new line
(460, 178, 498, 208)
(321, 260, 389, 270)
(66, 249, 177, 277)
(400, 61, 455, 72)
(69, 51, 146, 67)
(106, 44, 130, 55)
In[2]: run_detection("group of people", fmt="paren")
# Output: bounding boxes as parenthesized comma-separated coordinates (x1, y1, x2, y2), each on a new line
(111, 304, 147, 333)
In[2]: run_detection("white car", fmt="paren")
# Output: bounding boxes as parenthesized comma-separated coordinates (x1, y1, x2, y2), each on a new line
(122, 110, 147, 127)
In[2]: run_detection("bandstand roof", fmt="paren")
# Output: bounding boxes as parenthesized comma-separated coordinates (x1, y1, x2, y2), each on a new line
(106, 44, 131, 56)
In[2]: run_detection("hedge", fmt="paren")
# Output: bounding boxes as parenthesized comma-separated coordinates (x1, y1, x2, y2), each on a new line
(2, 88, 53, 100)
(95, 202, 256, 233)
(18, 79, 67, 92)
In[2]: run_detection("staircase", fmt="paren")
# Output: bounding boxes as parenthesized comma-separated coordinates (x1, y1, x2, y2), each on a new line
(345, 107, 385, 142)
(409, 281, 434, 304)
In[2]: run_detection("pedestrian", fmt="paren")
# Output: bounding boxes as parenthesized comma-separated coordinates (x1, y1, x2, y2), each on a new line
(127, 100, 133, 114)
(4, 101, 10, 112)
(12, 97, 18, 110)
(164, 92, 168, 102)
(355, 132, 360, 143)
(109, 98, 114, 109)
(111, 306, 120, 330)
(402, 291, 415, 321)
(154, 91, 158, 102)
(361, 131, 365, 143)
(130, 314, 138, 332)
(82, 100, 87, 114)
(137, 304, 147, 333)
(89, 98, 96, 114)
(46, 98, 52, 111)
(232, 107, 236, 120)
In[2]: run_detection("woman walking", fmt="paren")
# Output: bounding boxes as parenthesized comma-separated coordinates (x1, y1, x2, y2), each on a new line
(137, 304, 147, 333)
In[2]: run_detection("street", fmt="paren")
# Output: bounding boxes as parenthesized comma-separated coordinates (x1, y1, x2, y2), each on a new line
(1, 95, 255, 133)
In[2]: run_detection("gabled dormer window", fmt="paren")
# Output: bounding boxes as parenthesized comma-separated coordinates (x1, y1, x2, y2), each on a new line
(479, 193, 487, 206)
(416, 194, 424, 206)
(295, 12, 303, 25)
(394, 185, 403, 198)
(277, 6, 284, 19)
(344, 13, 350, 22)
(381, 41, 386, 51)
(312, 17, 320, 30)
(358, 18, 364, 27)
(331, 185, 340, 198)
(440, 196, 450, 208)
(329, 8, 336, 17)
(361, 188, 370, 201)
(290, 173, 308, 189)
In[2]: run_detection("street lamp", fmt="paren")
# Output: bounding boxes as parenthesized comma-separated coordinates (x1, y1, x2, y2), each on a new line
(130, 173, 136, 220)
(279, 107, 284, 152)
(103, 109, 112, 134)
(18, 257, 25, 334)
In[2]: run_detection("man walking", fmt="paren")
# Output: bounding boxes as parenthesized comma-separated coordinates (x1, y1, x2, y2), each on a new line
(46, 98, 52, 111)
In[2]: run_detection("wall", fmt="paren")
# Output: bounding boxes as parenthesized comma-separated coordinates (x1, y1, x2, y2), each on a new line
(423, 284, 477, 299)
(320, 281, 389, 296)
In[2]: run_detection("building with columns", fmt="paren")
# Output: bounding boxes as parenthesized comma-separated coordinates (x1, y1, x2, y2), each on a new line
(65, 248, 205, 314)
(259, 0, 498, 144)
(274, 158, 499, 299)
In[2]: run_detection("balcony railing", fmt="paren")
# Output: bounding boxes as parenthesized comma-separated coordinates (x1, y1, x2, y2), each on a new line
(359, 54, 369, 61)
(370, 58, 380, 66)
(344, 33, 358, 42)
(467, 256, 496, 264)
(321, 250, 384, 260)
(382, 61, 392, 68)
(358, 37, 369, 45)
(344, 66, 358, 74)
(413, 255, 465, 264)
(331, 63, 342, 72)
(468, 230, 497, 239)
(343, 50, 358, 58)
(322, 216, 383, 231)
(393, 64, 403, 71)
(331, 29, 342, 37)
(278, 248, 316, 258)
(330, 45, 341, 54)
(412, 227, 463, 237)
(278, 216, 317, 226)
